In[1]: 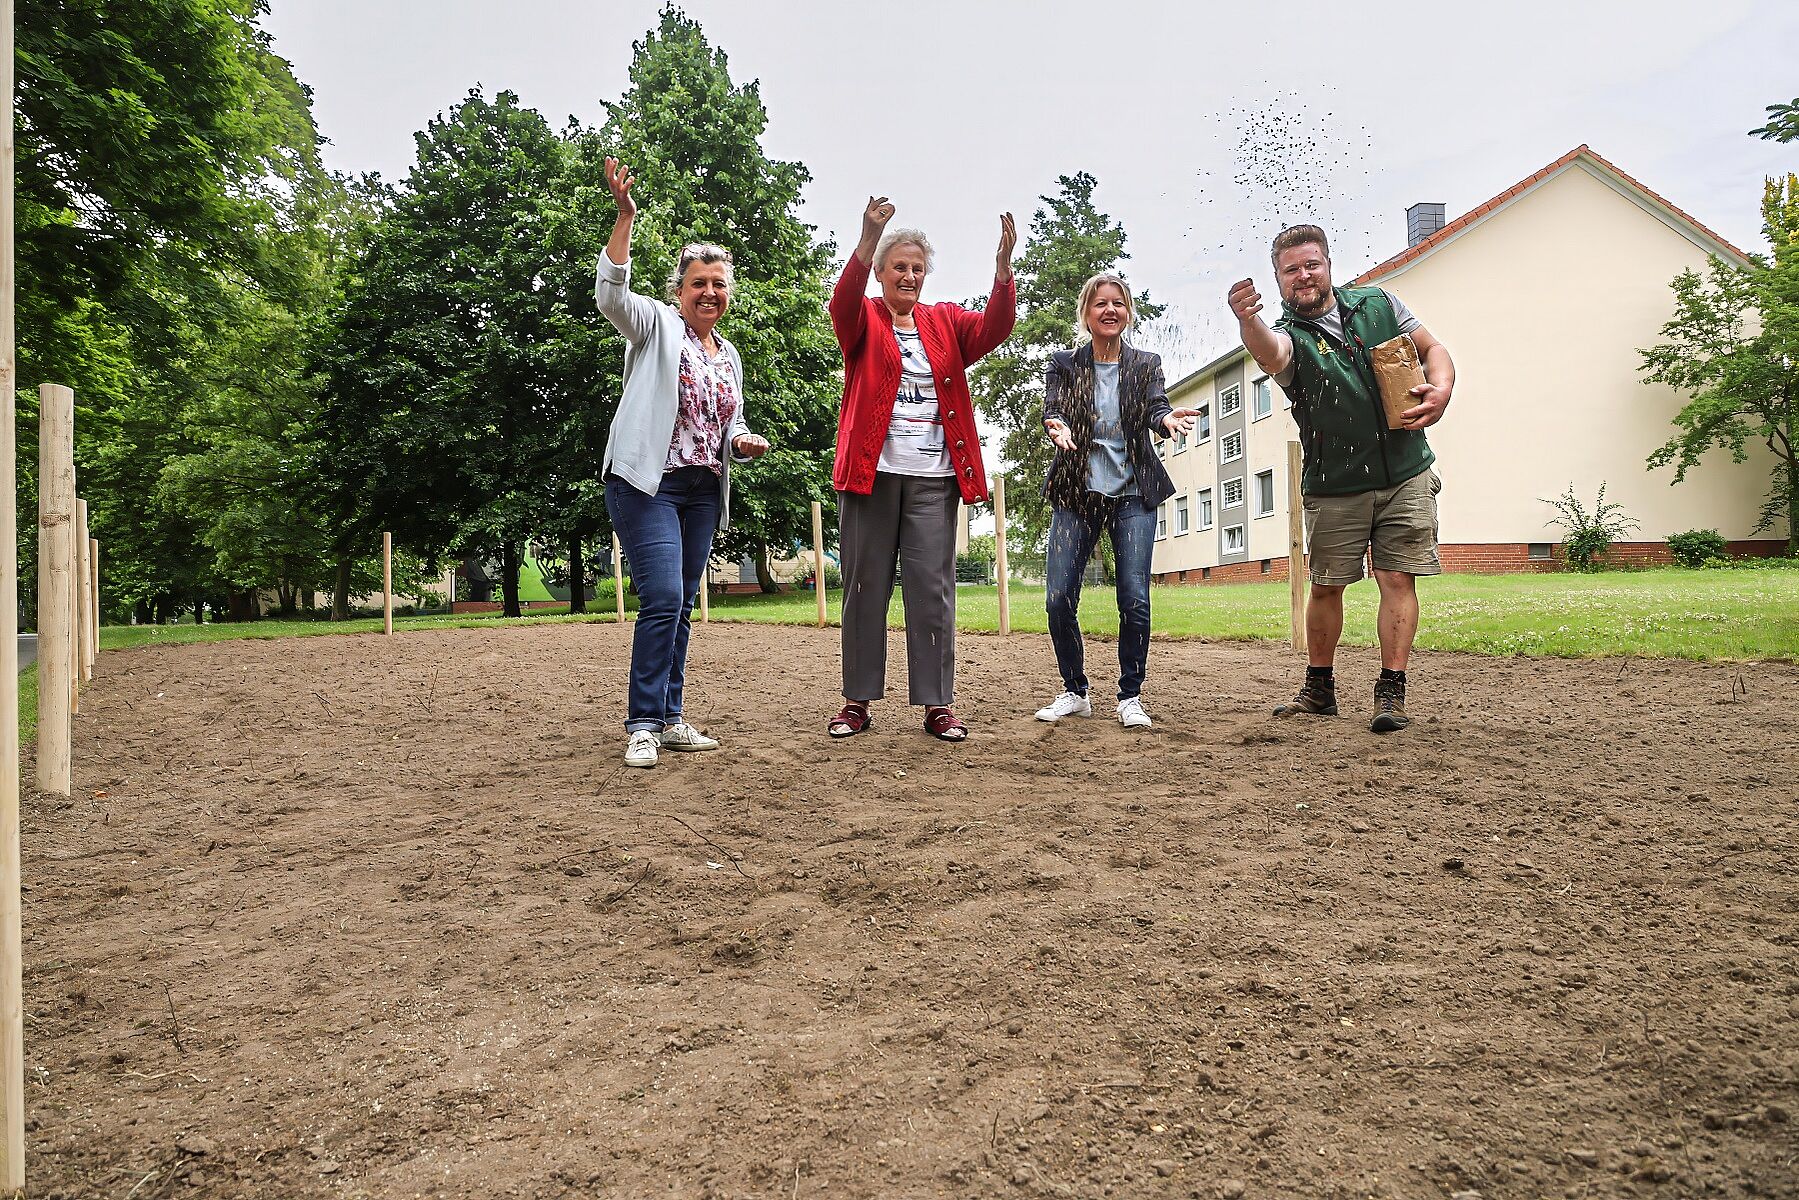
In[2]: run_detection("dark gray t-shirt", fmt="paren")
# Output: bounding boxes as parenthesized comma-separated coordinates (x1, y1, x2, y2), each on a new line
(1274, 289, 1421, 388)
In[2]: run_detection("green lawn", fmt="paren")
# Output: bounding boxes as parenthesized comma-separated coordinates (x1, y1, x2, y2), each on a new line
(14, 568, 1791, 749)
(70, 568, 1799, 663)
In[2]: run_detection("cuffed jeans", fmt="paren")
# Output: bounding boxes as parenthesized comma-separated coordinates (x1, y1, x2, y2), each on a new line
(1045, 496, 1157, 701)
(605, 466, 721, 733)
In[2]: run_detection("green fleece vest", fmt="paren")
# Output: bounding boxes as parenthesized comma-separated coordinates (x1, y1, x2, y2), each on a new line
(1274, 286, 1435, 496)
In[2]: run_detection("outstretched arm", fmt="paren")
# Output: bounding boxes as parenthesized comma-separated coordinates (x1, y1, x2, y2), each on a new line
(1228, 277, 1293, 378)
(951, 212, 1020, 362)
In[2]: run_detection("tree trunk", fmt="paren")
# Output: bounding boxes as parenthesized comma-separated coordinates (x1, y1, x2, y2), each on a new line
(192, 591, 205, 625)
(568, 532, 587, 614)
(501, 540, 523, 618)
(134, 600, 151, 626)
(755, 546, 779, 593)
(302, 588, 316, 612)
(153, 594, 173, 625)
(277, 583, 297, 617)
(332, 558, 352, 620)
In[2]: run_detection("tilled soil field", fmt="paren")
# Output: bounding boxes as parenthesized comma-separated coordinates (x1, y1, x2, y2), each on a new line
(15, 620, 1799, 1199)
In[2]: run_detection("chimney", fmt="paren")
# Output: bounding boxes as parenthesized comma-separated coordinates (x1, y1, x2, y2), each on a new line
(1406, 202, 1446, 247)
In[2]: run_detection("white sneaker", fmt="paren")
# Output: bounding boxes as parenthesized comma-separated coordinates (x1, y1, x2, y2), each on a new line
(1118, 696, 1152, 729)
(1035, 691, 1093, 722)
(624, 730, 660, 768)
(659, 722, 720, 752)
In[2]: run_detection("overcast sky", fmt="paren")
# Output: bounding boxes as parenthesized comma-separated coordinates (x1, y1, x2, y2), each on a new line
(263, 0, 1797, 375)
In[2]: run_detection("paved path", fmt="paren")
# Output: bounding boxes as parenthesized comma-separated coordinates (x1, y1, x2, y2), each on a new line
(19, 634, 35, 672)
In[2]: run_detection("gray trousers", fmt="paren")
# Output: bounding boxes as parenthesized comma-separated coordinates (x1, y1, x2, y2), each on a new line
(838, 472, 960, 706)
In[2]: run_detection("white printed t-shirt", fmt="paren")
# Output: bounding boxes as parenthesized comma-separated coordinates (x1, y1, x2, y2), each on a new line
(876, 328, 954, 477)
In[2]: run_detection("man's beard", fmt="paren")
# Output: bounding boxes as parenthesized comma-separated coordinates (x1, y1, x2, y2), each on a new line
(1288, 284, 1333, 318)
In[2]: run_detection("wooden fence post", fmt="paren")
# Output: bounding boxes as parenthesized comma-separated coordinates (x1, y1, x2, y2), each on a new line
(612, 532, 626, 623)
(993, 475, 1011, 636)
(811, 501, 827, 629)
(1286, 440, 1308, 655)
(2, 5, 27, 1183)
(75, 499, 90, 682)
(90, 537, 100, 671)
(382, 532, 393, 635)
(698, 561, 709, 623)
(36, 383, 74, 797)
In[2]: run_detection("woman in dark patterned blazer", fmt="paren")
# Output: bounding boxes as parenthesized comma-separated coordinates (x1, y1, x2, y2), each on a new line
(1035, 273, 1200, 731)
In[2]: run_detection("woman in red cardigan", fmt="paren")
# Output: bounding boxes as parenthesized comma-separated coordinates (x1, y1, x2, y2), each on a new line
(827, 196, 1017, 742)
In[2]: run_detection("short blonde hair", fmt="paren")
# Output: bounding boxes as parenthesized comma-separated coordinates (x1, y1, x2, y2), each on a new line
(666, 242, 734, 302)
(1075, 272, 1136, 340)
(874, 228, 934, 273)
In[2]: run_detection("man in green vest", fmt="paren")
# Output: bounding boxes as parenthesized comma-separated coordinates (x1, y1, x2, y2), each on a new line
(1227, 224, 1456, 732)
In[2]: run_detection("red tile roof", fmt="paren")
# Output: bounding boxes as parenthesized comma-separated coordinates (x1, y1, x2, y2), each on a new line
(1351, 145, 1751, 285)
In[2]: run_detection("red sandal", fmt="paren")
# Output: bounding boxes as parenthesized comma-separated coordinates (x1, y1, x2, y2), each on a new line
(829, 701, 872, 739)
(924, 706, 968, 742)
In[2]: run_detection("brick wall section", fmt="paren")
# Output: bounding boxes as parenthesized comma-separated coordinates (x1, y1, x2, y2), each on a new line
(1153, 540, 1788, 585)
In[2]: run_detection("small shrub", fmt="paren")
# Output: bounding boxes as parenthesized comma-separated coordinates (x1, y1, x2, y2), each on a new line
(1542, 482, 1640, 572)
(1667, 529, 1727, 568)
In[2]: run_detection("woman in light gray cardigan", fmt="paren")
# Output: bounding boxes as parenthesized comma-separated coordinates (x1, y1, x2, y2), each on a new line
(597, 157, 768, 769)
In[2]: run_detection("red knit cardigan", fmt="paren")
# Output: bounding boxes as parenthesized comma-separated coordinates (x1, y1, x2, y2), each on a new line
(828, 253, 1017, 502)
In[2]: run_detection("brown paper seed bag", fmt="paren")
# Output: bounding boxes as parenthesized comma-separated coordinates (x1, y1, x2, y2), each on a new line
(1370, 333, 1425, 430)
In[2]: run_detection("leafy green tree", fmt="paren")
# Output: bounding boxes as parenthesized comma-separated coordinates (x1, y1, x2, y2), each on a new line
(969, 172, 1162, 553)
(18, 0, 327, 622)
(327, 89, 567, 616)
(575, 6, 840, 589)
(1640, 174, 1799, 553)
(1751, 97, 1799, 143)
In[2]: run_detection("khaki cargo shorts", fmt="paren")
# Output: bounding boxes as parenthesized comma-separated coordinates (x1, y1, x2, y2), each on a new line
(1303, 469, 1442, 586)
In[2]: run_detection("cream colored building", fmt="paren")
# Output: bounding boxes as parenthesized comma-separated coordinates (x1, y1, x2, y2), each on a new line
(1151, 144, 1785, 583)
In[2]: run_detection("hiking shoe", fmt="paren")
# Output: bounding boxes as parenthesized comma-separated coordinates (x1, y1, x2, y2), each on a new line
(1370, 678, 1410, 733)
(1273, 678, 1338, 717)
(1117, 696, 1153, 729)
(624, 730, 660, 768)
(1035, 691, 1092, 722)
(659, 722, 720, 751)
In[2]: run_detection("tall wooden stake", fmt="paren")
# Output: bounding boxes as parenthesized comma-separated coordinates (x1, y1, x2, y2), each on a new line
(1286, 440, 1308, 655)
(36, 384, 73, 796)
(697, 560, 709, 623)
(1, 2, 26, 1184)
(382, 532, 393, 635)
(810, 500, 827, 629)
(993, 475, 1011, 636)
(74, 499, 90, 683)
(89, 538, 100, 671)
(612, 532, 626, 623)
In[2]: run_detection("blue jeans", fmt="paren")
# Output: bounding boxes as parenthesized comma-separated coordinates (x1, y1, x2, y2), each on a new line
(1045, 497, 1156, 701)
(605, 467, 721, 733)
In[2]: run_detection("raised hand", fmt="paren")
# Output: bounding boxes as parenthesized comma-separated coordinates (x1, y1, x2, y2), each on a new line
(996, 212, 1018, 280)
(1227, 278, 1263, 323)
(604, 157, 637, 218)
(1162, 407, 1202, 438)
(733, 433, 771, 459)
(1044, 417, 1077, 452)
(856, 196, 895, 265)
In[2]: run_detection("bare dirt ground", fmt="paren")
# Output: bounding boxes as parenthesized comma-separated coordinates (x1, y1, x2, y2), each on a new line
(16, 621, 1799, 1199)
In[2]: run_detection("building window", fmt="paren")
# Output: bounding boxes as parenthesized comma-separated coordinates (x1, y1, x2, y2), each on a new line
(1197, 487, 1214, 530)
(1173, 427, 1188, 453)
(1220, 431, 1243, 464)
(1224, 524, 1245, 553)
(1252, 377, 1273, 421)
(1219, 384, 1242, 418)
(1260, 558, 1271, 574)
(1222, 477, 1244, 508)
(1254, 469, 1275, 517)
(1156, 505, 1167, 540)
(1197, 404, 1212, 443)
(1174, 496, 1190, 535)
(1528, 542, 1552, 560)
(1202, 566, 1211, 580)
